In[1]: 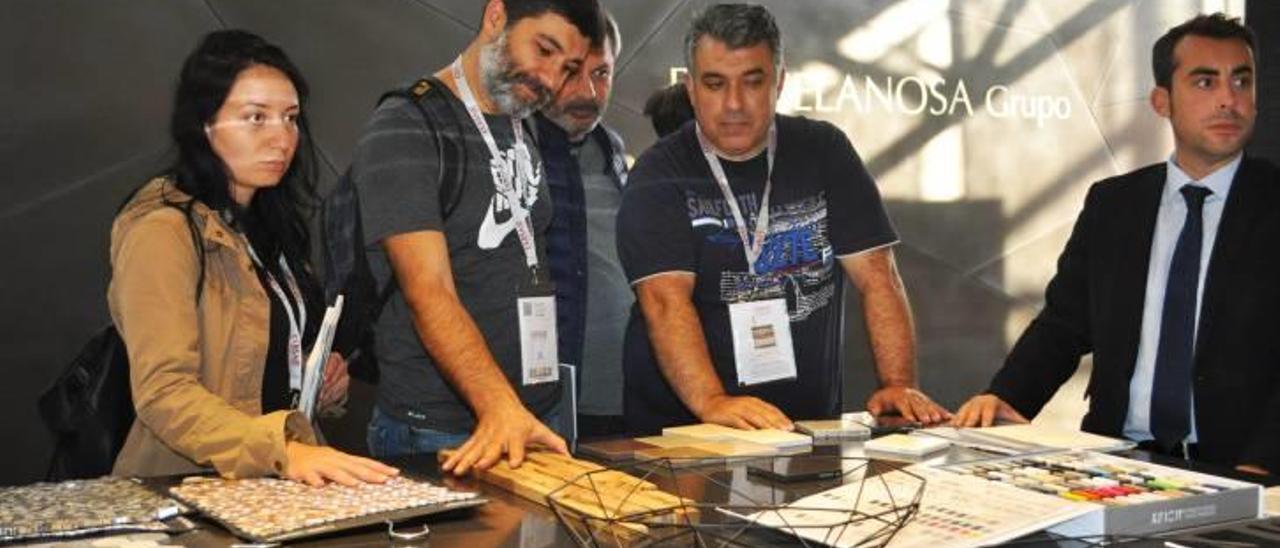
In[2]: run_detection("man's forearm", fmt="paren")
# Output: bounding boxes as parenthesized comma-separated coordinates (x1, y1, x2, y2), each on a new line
(638, 283, 726, 417)
(409, 285, 520, 414)
(863, 279, 918, 387)
(843, 249, 918, 388)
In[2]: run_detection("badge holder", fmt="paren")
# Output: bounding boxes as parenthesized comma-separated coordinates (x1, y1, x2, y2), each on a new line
(728, 298, 797, 386)
(518, 269, 559, 386)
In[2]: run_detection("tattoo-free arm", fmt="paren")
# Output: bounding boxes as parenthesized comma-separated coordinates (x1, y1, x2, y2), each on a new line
(841, 247, 949, 423)
(634, 273, 791, 430)
(383, 230, 566, 473)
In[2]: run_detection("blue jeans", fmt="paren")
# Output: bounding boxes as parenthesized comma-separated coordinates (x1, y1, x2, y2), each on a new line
(367, 405, 565, 458)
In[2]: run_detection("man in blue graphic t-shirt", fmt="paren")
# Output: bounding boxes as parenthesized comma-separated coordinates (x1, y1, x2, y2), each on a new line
(617, 4, 951, 434)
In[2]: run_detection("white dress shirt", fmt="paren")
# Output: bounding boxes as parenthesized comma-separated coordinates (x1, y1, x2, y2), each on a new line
(1123, 153, 1241, 443)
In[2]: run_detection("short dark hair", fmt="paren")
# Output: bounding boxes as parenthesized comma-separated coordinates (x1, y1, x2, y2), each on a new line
(602, 11, 622, 59)
(644, 82, 695, 138)
(502, 0, 606, 49)
(1152, 12, 1256, 89)
(684, 3, 783, 74)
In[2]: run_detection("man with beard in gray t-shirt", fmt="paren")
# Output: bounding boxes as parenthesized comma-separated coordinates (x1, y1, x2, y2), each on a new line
(349, 0, 604, 475)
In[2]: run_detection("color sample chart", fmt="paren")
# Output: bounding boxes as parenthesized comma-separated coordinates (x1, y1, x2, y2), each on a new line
(942, 451, 1262, 537)
(948, 452, 1233, 505)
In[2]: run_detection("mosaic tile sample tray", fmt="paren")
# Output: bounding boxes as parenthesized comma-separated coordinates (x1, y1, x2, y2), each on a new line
(168, 476, 485, 543)
(0, 477, 186, 542)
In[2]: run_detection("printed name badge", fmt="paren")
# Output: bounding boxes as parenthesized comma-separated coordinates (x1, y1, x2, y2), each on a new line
(519, 295, 560, 385)
(728, 298, 797, 386)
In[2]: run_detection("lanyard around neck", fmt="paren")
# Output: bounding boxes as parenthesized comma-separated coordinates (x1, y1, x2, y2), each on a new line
(696, 122, 777, 276)
(244, 239, 307, 392)
(451, 58, 540, 276)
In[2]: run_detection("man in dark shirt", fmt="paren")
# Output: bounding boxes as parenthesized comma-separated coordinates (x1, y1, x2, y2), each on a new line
(617, 4, 949, 434)
(350, 0, 604, 474)
(531, 13, 631, 438)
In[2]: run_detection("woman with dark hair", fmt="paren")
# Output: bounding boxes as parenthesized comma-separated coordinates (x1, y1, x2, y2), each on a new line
(109, 29, 397, 485)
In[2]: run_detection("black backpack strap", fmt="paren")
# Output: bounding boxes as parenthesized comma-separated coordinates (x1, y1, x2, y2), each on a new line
(377, 76, 467, 220)
(353, 77, 470, 328)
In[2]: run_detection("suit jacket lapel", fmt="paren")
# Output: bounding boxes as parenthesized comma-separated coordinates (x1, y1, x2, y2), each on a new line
(1112, 165, 1166, 381)
(1198, 157, 1265, 362)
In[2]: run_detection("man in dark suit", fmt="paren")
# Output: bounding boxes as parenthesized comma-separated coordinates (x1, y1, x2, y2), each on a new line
(953, 13, 1279, 476)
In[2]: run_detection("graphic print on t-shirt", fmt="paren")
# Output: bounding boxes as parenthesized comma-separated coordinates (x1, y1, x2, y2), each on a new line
(687, 191, 835, 321)
(478, 145, 543, 249)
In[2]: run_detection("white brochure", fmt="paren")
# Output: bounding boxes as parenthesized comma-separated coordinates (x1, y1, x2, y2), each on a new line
(300, 295, 344, 420)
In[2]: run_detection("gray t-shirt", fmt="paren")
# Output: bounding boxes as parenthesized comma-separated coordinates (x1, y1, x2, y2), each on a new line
(350, 85, 559, 432)
(574, 138, 631, 416)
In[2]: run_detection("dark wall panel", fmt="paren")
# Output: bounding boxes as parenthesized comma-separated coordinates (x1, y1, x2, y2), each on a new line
(1247, 1, 1280, 165)
(3, 2, 215, 208)
(1, 0, 220, 486)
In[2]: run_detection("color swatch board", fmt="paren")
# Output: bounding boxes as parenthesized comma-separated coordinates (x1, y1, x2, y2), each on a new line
(941, 450, 1262, 537)
(722, 464, 1093, 548)
(663, 423, 812, 448)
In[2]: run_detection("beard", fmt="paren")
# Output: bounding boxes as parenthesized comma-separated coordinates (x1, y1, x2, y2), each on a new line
(545, 97, 605, 139)
(479, 32, 552, 118)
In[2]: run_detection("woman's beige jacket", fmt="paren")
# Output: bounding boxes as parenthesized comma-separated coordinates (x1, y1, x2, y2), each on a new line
(109, 177, 315, 478)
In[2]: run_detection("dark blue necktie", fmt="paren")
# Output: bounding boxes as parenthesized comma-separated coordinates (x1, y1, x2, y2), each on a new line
(1150, 184, 1213, 451)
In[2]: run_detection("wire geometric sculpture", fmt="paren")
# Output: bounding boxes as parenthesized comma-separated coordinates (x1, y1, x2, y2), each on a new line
(546, 455, 924, 547)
